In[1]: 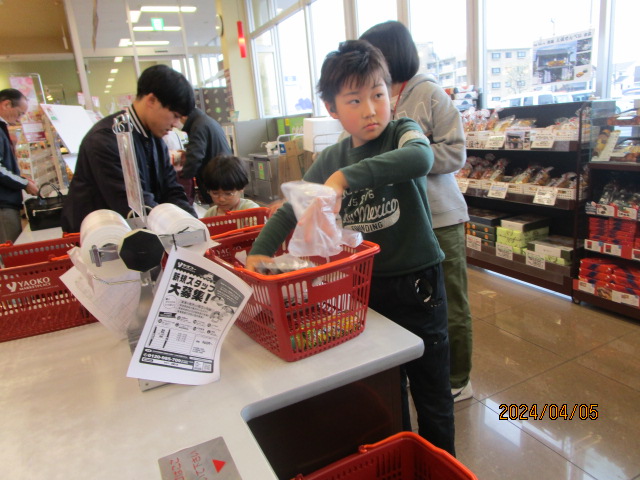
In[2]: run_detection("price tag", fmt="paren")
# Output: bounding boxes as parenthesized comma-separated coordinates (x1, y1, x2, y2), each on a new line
(486, 134, 506, 149)
(618, 207, 638, 221)
(531, 133, 555, 149)
(596, 204, 615, 216)
(593, 130, 620, 162)
(466, 234, 482, 251)
(578, 280, 595, 294)
(487, 181, 509, 199)
(603, 243, 622, 256)
(457, 178, 469, 193)
(496, 243, 513, 260)
(613, 290, 640, 307)
(632, 249, 640, 261)
(525, 250, 546, 269)
(533, 186, 557, 206)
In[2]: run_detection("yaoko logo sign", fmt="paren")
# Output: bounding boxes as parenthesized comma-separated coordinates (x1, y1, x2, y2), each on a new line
(2, 276, 52, 294)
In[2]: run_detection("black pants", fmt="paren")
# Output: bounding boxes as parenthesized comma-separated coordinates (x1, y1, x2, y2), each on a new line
(368, 263, 455, 456)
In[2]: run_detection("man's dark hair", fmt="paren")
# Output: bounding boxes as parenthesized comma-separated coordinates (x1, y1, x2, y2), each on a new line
(0, 88, 27, 107)
(137, 65, 194, 116)
(360, 21, 420, 84)
(317, 39, 391, 110)
(202, 154, 250, 191)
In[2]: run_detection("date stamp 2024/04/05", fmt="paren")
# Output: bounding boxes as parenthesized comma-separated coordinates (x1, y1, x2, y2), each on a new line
(498, 404, 599, 421)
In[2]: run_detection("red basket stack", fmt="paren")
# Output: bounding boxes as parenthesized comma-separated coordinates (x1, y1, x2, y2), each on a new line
(200, 207, 270, 237)
(293, 432, 477, 480)
(206, 226, 380, 361)
(0, 235, 97, 342)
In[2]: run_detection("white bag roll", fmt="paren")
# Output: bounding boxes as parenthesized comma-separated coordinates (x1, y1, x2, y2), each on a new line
(79, 209, 132, 279)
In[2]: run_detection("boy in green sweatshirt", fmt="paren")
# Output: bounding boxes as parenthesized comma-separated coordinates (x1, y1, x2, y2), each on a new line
(246, 40, 455, 455)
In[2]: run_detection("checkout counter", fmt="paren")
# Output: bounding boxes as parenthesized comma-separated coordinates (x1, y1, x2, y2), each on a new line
(3, 226, 424, 479)
(1, 309, 423, 479)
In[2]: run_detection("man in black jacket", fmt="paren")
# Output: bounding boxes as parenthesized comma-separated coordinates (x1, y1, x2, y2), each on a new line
(61, 65, 196, 233)
(179, 107, 231, 205)
(0, 88, 38, 243)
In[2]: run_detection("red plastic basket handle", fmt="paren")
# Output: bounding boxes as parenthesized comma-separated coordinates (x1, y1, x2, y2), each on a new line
(0, 241, 13, 247)
(49, 254, 70, 262)
(210, 224, 264, 241)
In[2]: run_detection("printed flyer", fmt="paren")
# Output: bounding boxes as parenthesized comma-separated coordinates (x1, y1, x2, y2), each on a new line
(127, 247, 252, 385)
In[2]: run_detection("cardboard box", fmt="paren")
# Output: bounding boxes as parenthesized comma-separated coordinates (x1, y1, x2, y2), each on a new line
(527, 235, 578, 261)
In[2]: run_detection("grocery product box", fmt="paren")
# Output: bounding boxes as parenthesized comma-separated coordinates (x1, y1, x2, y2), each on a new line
(500, 214, 550, 232)
(465, 222, 497, 235)
(467, 207, 512, 226)
(527, 235, 578, 261)
(465, 229, 496, 242)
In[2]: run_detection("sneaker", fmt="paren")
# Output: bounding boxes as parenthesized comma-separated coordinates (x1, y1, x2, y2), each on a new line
(452, 381, 473, 403)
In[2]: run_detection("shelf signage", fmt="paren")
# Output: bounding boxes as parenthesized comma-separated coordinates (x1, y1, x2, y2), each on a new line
(466, 234, 482, 251)
(496, 243, 513, 261)
(612, 290, 640, 307)
(531, 133, 555, 149)
(525, 250, 546, 269)
(592, 130, 620, 162)
(487, 181, 509, 199)
(486, 134, 506, 149)
(533, 186, 558, 206)
(457, 178, 469, 193)
(578, 280, 595, 294)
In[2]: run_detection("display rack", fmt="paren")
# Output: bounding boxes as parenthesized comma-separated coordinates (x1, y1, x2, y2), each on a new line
(572, 99, 640, 320)
(462, 102, 596, 297)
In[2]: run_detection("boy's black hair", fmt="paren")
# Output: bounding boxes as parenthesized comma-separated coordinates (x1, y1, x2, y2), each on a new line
(0, 88, 27, 106)
(137, 65, 195, 117)
(360, 21, 420, 84)
(317, 39, 391, 110)
(202, 154, 250, 191)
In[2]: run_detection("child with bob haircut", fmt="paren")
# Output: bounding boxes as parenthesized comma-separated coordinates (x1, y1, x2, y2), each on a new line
(245, 40, 455, 455)
(201, 154, 258, 216)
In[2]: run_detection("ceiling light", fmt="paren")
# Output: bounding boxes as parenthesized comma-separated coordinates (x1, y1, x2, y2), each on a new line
(140, 6, 197, 13)
(107, 78, 115, 82)
(133, 26, 181, 32)
(119, 38, 130, 47)
(104, 90, 110, 94)
(105, 85, 112, 89)
(133, 40, 171, 46)
(110, 68, 119, 74)
(129, 10, 141, 23)
(114, 57, 124, 63)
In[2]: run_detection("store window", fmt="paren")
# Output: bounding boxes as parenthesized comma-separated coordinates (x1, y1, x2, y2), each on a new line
(409, 0, 467, 90)
(610, 0, 640, 107)
(309, 0, 346, 115)
(505, 52, 512, 58)
(492, 68, 501, 75)
(254, 29, 281, 116)
(356, 0, 397, 36)
(278, 10, 313, 115)
(491, 82, 501, 89)
(485, 0, 598, 107)
(492, 52, 501, 60)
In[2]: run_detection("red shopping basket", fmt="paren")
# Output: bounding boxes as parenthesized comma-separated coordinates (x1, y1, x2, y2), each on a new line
(294, 432, 477, 480)
(206, 226, 380, 361)
(0, 235, 97, 342)
(200, 207, 270, 237)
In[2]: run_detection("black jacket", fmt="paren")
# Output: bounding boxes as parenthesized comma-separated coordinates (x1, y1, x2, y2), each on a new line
(61, 108, 195, 233)
(180, 108, 231, 203)
(0, 121, 28, 210)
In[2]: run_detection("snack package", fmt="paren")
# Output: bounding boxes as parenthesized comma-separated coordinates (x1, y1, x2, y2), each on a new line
(531, 166, 554, 186)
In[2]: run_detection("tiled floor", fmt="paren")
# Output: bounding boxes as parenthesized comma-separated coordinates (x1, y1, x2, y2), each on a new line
(418, 265, 640, 480)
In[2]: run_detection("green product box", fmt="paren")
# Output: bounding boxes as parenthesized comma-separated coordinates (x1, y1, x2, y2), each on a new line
(527, 235, 577, 261)
(500, 214, 550, 232)
(496, 226, 549, 241)
(496, 243, 526, 254)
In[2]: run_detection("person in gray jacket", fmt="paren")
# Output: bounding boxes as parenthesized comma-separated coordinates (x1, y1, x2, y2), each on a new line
(362, 21, 473, 402)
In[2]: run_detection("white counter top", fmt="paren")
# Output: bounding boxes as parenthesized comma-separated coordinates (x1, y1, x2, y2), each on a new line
(1, 311, 422, 479)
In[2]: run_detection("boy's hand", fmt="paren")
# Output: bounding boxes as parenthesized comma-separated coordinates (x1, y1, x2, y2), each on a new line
(324, 170, 348, 213)
(245, 254, 274, 272)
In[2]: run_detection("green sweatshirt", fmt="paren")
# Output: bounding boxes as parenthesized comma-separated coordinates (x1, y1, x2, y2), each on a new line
(250, 118, 444, 276)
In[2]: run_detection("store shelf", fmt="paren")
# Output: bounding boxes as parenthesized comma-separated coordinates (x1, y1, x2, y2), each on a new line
(573, 279, 640, 320)
(463, 188, 584, 210)
(466, 245, 573, 296)
(584, 239, 640, 262)
(589, 161, 640, 172)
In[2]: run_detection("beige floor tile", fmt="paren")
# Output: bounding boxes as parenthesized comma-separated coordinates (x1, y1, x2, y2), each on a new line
(455, 402, 597, 480)
(576, 330, 640, 392)
(480, 294, 635, 358)
(484, 362, 640, 480)
(470, 318, 564, 400)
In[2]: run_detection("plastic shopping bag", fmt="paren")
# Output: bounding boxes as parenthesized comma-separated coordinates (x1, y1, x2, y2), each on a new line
(281, 181, 362, 258)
